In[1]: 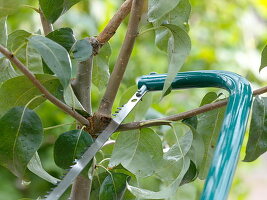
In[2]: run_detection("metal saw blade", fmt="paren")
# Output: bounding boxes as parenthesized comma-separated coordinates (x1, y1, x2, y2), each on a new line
(43, 85, 147, 200)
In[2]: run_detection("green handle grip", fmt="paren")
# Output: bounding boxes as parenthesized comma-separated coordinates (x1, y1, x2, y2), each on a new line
(138, 70, 252, 200)
(138, 71, 230, 91)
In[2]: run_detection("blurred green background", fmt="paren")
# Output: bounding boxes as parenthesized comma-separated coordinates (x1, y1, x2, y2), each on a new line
(1, 0, 267, 199)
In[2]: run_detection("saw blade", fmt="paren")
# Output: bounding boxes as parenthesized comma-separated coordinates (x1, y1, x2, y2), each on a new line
(43, 85, 147, 200)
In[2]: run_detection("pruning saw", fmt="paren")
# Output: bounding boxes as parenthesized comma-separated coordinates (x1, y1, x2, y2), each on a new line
(43, 70, 252, 200)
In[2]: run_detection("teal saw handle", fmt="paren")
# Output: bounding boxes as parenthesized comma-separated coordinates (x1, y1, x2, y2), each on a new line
(138, 70, 252, 200)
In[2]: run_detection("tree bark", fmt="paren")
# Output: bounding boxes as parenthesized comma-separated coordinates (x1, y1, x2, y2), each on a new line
(39, 9, 53, 35)
(70, 54, 94, 199)
(97, 0, 144, 117)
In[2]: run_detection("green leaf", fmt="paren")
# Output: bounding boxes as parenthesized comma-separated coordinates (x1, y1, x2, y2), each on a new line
(26, 43, 43, 74)
(244, 97, 267, 162)
(0, 106, 43, 177)
(39, 0, 64, 23)
(28, 35, 72, 88)
(27, 152, 59, 184)
(91, 172, 110, 199)
(63, 84, 85, 111)
(99, 172, 129, 200)
(46, 28, 76, 52)
(54, 130, 94, 169)
(0, 17, 18, 83)
(39, 0, 83, 23)
(109, 128, 163, 177)
(71, 39, 93, 62)
(0, 74, 61, 116)
(93, 43, 111, 90)
(156, 125, 193, 181)
(0, 0, 25, 18)
(148, 0, 180, 22)
(180, 160, 197, 186)
(7, 30, 43, 74)
(260, 44, 267, 71)
(185, 124, 205, 171)
(7, 30, 30, 74)
(0, 56, 18, 84)
(166, 0, 191, 30)
(0, 16, 7, 46)
(199, 92, 219, 106)
(197, 107, 225, 179)
(153, 0, 191, 51)
(155, 28, 170, 52)
(161, 24, 191, 97)
(127, 157, 190, 199)
(7, 30, 31, 53)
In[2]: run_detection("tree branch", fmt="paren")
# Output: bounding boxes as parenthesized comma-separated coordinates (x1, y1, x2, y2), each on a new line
(39, 9, 53, 35)
(118, 86, 267, 131)
(70, 40, 95, 199)
(0, 45, 89, 126)
(70, 175, 90, 200)
(72, 56, 94, 114)
(97, 0, 133, 44)
(97, 0, 144, 116)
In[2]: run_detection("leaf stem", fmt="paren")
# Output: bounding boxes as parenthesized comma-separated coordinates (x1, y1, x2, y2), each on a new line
(13, 42, 27, 55)
(118, 85, 267, 131)
(25, 94, 44, 108)
(22, 5, 40, 13)
(97, 0, 144, 116)
(43, 122, 77, 131)
(138, 26, 164, 37)
(0, 45, 89, 126)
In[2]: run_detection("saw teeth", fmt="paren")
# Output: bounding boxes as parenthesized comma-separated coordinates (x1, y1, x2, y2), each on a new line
(112, 114, 117, 117)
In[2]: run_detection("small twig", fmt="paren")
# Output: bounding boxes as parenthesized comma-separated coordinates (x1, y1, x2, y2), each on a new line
(97, 0, 144, 116)
(118, 86, 267, 131)
(97, 0, 133, 44)
(0, 45, 89, 125)
(39, 9, 53, 35)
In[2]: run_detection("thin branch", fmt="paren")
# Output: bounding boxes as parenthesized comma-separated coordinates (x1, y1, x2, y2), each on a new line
(118, 86, 267, 131)
(72, 56, 94, 114)
(70, 175, 91, 200)
(39, 9, 53, 35)
(97, 0, 144, 116)
(0, 45, 89, 126)
(71, 39, 95, 199)
(97, 0, 133, 44)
